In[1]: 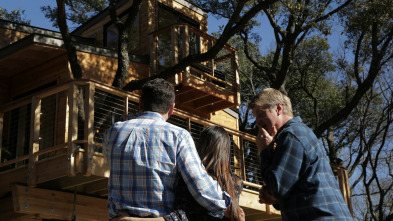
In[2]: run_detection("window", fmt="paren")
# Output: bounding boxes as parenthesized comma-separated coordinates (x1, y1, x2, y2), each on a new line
(157, 4, 200, 67)
(104, 12, 140, 53)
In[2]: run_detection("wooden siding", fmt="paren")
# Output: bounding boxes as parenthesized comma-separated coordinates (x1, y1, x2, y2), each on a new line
(77, 51, 150, 86)
(0, 28, 29, 49)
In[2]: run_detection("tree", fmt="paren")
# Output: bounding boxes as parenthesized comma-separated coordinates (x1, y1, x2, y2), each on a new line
(0, 8, 30, 25)
(41, 0, 107, 29)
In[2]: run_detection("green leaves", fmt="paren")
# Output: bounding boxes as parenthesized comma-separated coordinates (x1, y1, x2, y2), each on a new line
(0, 8, 30, 25)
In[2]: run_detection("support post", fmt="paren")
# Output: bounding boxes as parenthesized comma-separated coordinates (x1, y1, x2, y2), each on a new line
(67, 83, 78, 176)
(27, 96, 41, 187)
(84, 83, 95, 176)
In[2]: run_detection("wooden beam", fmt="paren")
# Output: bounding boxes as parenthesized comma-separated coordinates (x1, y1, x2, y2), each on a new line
(11, 184, 107, 221)
(83, 178, 108, 194)
(176, 89, 208, 104)
(0, 196, 34, 221)
(27, 96, 41, 187)
(191, 96, 221, 109)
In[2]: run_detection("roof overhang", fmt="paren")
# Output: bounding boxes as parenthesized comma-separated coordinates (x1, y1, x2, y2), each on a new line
(0, 33, 148, 77)
(0, 34, 66, 77)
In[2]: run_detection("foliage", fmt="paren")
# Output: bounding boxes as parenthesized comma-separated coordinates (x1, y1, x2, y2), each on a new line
(41, 0, 108, 29)
(0, 8, 30, 25)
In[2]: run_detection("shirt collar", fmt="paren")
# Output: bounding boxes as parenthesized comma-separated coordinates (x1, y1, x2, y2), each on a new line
(137, 111, 166, 122)
(273, 116, 302, 139)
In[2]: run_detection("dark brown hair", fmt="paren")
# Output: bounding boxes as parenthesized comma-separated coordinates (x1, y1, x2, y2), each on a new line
(140, 78, 175, 114)
(197, 126, 242, 221)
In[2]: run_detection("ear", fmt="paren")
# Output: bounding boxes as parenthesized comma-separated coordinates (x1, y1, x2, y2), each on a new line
(276, 103, 283, 115)
(168, 103, 175, 116)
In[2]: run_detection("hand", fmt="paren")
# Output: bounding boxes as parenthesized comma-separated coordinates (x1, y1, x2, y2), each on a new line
(238, 207, 245, 221)
(256, 127, 277, 153)
(258, 185, 278, 205)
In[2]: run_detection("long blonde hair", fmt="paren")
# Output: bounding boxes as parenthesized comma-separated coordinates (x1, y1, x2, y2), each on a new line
(197, 126, 242, 221)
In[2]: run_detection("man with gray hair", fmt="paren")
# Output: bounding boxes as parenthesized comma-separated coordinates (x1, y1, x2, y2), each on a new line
(249, 88, 353, 220)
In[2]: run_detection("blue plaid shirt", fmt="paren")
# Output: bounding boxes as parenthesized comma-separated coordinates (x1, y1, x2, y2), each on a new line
(103, 112, 230, 219)
(260, 117, 353, 220)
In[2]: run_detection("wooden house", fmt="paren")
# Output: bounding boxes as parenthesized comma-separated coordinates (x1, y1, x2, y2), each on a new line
(0, 0, 352, 220)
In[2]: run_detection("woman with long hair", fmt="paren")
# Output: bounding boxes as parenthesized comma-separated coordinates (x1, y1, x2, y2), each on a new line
(113, 126, 244, 221)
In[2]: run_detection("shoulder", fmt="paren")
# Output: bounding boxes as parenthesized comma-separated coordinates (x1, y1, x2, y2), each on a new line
(278, 117, 316, 142)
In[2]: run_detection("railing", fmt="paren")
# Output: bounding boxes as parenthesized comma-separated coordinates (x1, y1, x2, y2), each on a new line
(149, 23, 239, 96)
(0, 80, 258, 190)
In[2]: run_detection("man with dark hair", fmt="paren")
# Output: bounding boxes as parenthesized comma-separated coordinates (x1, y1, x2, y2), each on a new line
(104, 78, 231, 220)
(250, 88, 353, 221)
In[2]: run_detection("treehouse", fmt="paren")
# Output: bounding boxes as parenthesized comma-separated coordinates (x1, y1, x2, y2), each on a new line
(0, 0, 352, 220)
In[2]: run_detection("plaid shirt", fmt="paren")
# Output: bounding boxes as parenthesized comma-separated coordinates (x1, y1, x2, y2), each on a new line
(260, 117, 353, 220)
(103, 112, 230, 219)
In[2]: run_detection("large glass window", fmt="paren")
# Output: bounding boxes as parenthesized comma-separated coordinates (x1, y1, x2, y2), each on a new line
(157, 4, 200, 67)
(104, 12, 139, 53)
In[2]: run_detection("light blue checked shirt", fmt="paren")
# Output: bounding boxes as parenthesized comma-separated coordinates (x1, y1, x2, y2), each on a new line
(103, 112, 231, 219)
(260, 117, 353, 220)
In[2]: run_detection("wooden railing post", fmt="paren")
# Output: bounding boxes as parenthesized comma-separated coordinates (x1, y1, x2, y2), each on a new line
(0, 112, 3, 164)
(239, 136, 247, 180)
(124, 96, 129, 121)
(231, 51, 241, 106)
(84, 82, 95, 176)
(27, 96, 41, 187)
(67, 83, 78, 177)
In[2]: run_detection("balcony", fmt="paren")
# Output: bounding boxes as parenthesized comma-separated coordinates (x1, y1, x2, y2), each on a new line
(0, 80, 351, 220)
(149, 24, 240, 117)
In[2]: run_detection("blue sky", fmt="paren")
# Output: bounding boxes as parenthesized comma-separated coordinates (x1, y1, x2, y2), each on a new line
(1, 0, 57, 31)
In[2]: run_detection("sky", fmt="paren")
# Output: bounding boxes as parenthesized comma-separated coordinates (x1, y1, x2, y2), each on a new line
(0, 0, 344, 54)
(1, 0, 57, 31)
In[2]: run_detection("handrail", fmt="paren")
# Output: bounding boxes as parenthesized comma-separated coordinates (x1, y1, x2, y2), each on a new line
(0, 79, 259, 188)
(243, 180, 262, 189)
(0, 143, 67, 168)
